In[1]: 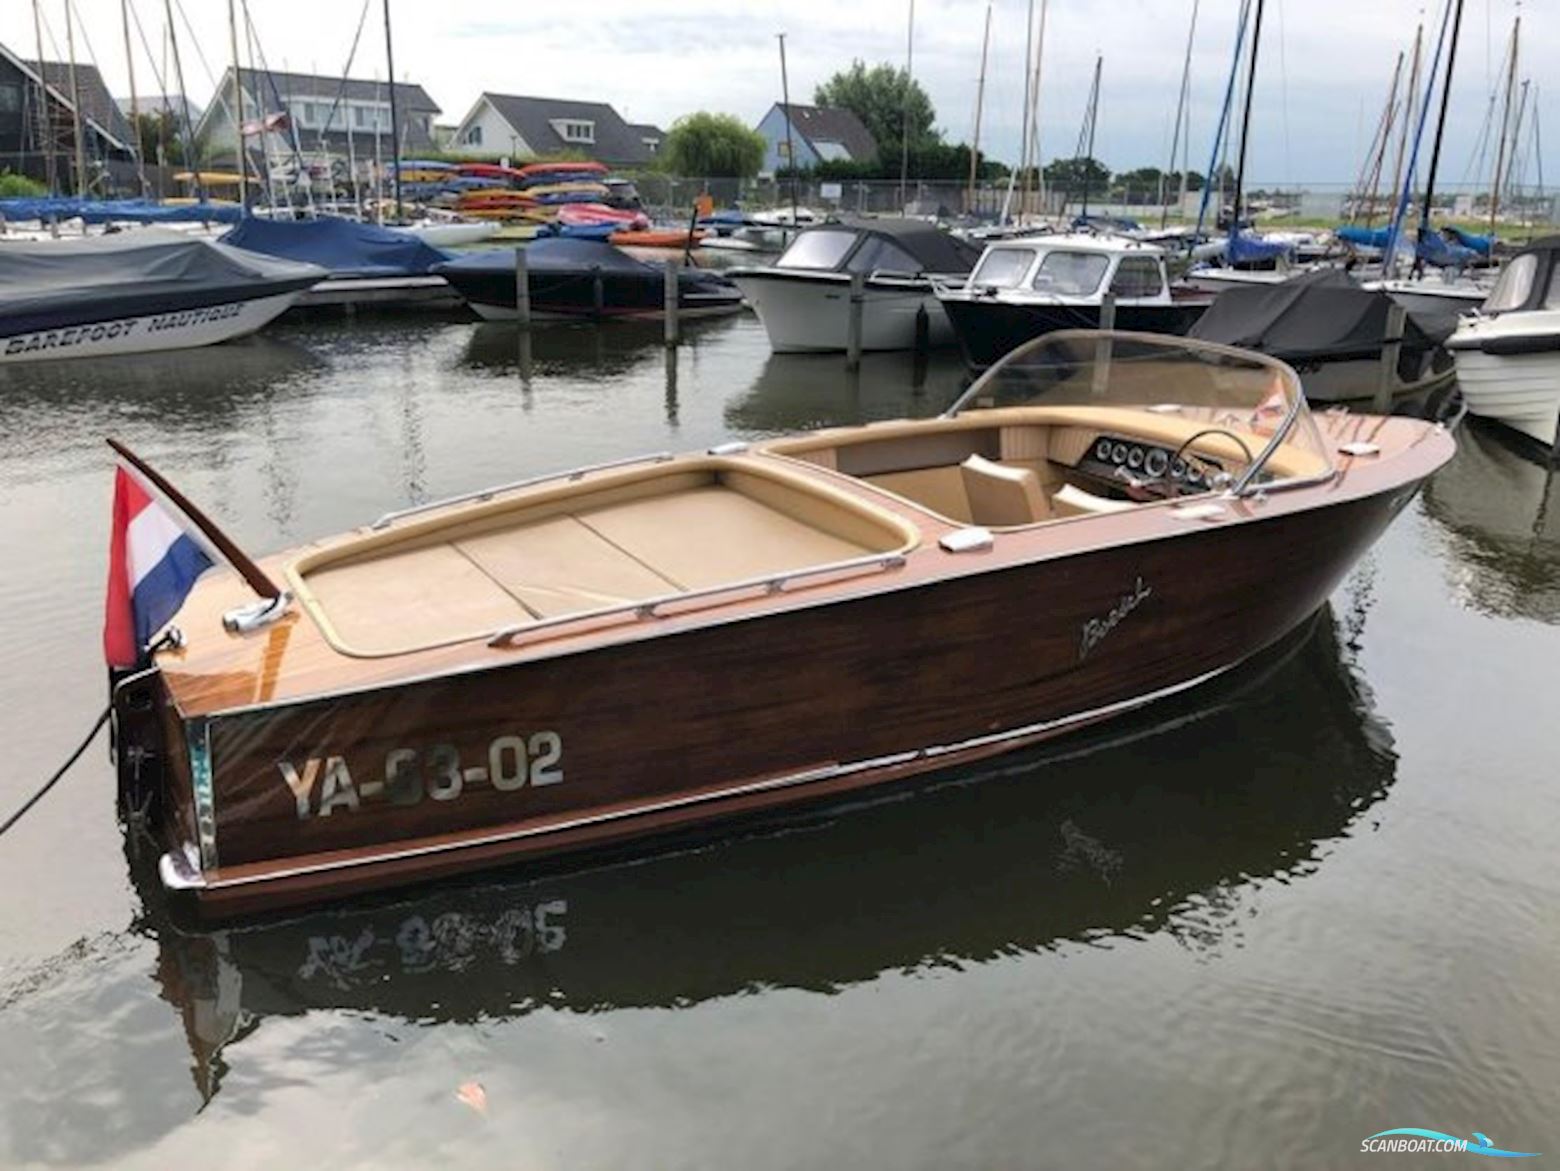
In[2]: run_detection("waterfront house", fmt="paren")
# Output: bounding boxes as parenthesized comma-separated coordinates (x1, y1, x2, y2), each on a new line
(193, 67, 440, 172)
(0, 41, 136, 190)
(452, 94, 663, 167)
(754, 103, 877, 175)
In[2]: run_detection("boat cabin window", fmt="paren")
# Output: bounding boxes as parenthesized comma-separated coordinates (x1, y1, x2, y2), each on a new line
(847, 236, 923, 277)
(1109, 256, 1165, 298)
(969, 247, 1035, 289)
(1484, 252, 1537, 313)
(1032, 251, 1109, 296)
(776, 229, 859, 271)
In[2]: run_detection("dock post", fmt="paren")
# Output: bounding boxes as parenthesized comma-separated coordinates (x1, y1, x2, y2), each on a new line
(513, 247, 531, 329)
(1093, 292, 1116, 395)
(1376, 302, 1406, 414)
(664, 258, 680, 347)
(846, 272, 865, 370)
(592, 265, 605, 318)
(913, 304, 930, 357)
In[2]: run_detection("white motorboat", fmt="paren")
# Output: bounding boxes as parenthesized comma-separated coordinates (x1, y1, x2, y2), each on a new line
(936, 233, 1214, 368)
(1447, 237, 1560, 447)
(0, 228, 323, 364)
(728, 219, 980, 353)
(401, 220, 500, 248)
(1367, 273, 1491, 317)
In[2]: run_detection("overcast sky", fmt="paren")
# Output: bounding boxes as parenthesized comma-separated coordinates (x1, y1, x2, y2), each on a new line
(3, 0, 1550, 187)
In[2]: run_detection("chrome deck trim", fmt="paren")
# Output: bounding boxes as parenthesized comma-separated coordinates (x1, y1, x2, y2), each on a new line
(189, 718, 218, 871)
(192, 659, 1236, 894)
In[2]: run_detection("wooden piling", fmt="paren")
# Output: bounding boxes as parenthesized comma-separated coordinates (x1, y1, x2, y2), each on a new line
(1375, 302, 1406, 414)
(1092, 293, 1116, 395)
(513, 247, 531, 328)
(664, 258, 680, 347)
(592, 265, 605, 318)
(846, 272, 865, 370)
(913, 304, 930, 357)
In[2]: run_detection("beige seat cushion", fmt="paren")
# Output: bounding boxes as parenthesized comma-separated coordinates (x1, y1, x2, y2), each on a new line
(960, 454, 1051, 526)
(1053, 483, 1137, 515)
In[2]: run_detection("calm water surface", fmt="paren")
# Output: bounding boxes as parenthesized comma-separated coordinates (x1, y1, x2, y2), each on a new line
(0, 313, 1557, 1169)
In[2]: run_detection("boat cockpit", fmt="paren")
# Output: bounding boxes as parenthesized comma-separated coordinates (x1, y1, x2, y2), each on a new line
(956, 235, 1174, 305)
(763, 331, 1336, 529)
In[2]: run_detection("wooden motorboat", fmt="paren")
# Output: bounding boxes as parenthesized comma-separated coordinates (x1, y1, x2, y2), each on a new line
(110, 331, 1454, 917)
(936, 233, 1214, 369)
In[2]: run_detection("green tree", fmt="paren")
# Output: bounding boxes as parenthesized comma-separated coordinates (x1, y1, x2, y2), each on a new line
(661, 112, 766, 178)
(135, 111, 188, 166)
(0, 170, 48, 197)
(1042, 156, 1111, 192)
(813, 60, 936, 166)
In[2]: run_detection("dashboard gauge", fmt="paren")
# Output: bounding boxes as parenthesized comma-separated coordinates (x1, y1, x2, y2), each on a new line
(1094, 438, 1114, 461)
(1144, 448, 1169, 477)
(1170, 457, 1187, 479)
(1127, 446, 1145, 470)
(1111, 442, 1129, 464)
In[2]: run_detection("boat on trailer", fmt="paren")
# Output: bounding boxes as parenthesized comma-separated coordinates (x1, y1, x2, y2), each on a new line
(110, 331, 1453, 917)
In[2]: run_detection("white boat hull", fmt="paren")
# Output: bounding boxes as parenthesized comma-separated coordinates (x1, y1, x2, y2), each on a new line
(0, 291, 303, 365)
(729, 274, 955, 353)
(402, 222, 500, 248)
(1451, 348, 1560, 446)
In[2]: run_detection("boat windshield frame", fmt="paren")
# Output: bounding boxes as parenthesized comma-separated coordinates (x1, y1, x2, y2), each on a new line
(944, 329, 1331, 498)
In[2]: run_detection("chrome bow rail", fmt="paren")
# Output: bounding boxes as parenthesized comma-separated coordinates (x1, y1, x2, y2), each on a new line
(370, 452, 677, 529)
(487, 550, 909, 649)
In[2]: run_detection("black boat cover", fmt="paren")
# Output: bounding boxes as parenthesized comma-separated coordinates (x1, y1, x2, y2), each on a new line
(835, 217, 982, 274)
(0, 228, 325, 334)
(222, 216, 449, 277)
(439, 238, 662, 277)
(1188, 268, 1455, 362)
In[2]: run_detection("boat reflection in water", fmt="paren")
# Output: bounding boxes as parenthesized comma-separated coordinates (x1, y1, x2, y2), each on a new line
(724, 351, 968, 435)
(1421, 418, 1560, 623)
(140, 605, 1394, 1100)
(458, 315, 742, 379)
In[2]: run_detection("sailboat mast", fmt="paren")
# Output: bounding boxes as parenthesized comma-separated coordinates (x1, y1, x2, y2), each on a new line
(778, 33, 798, 227)
(899, 0, 915, 211)
(31, 0, 56, 194)
(1078, 55, 1101, 220)
(1022, 0, 1049, 216)
(1163, 0, 1200, 229)
(121, 0, 148, 196)
(63, 0, 88, 196)
(967, 2, 992, 212)
(1488, 15, 1519, 241)
(1418, 0, 1464, 242)
(163, 0, 203, 204)
(383, 0, 403, 221)
(1229, 0, 1266, 240)
(1002, 0, 1036, 226)
(1387, 25, 1422, 237)
(228, 0, 248, 211)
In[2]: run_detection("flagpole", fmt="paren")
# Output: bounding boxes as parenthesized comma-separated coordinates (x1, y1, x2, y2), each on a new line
(106, 439, 282, 600)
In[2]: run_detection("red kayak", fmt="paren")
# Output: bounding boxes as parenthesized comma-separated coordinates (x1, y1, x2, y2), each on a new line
(456, 162, 527, 181)
(556, 203, 650, 229)
(517, 160, 608, 178)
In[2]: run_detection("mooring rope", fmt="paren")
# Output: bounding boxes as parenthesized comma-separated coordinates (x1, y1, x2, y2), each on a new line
(0, 706, 111, 839)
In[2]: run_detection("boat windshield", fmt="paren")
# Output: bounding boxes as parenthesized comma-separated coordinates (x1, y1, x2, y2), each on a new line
(969, 247, 1036, 289)
(775, 229, 859, 271)
(1032, 251, 1110, 296)
(947, 330, 1334, 494)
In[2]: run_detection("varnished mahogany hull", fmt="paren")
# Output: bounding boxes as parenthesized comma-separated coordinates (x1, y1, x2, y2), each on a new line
(158, 486, 1416, 917)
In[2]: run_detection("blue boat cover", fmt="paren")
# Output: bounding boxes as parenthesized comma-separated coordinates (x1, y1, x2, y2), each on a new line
(439, 238, 655, 276)
(1226, 231, 1294, 264)
(1416, 231, 1481, 268)
(1336, 225, 1391, 250)
(0, 198, 243, 225)
(221, 216, 449, 277)
(1444, 225, 1494, 256)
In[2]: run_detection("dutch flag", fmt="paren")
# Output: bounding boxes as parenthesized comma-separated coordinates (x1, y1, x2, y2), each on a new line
(103, 462, 220, 669)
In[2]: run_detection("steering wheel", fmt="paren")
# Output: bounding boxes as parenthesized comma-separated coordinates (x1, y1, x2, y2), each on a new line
(1152, 428, 1256, 497)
